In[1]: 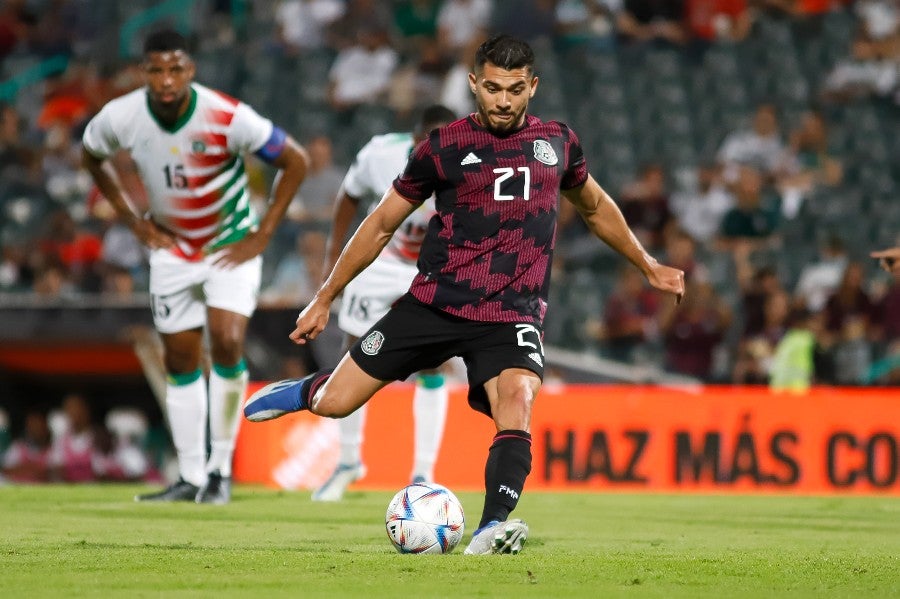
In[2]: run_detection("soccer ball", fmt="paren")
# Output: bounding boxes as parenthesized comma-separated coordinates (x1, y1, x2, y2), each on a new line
(385, 482, 465, 554)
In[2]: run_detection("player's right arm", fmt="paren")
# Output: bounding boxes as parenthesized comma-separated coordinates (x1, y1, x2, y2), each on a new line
(81, 103, 175, 250)
(81, 148, 175, 250)
(290, 188, 418, 344)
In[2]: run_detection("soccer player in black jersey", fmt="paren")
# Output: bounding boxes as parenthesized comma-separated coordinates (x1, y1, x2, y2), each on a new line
(245, 34, 685, 554)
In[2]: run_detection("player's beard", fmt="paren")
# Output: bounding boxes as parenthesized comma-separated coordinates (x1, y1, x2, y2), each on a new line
(148, 89, 189, 122)
(475, 100, 527, 135)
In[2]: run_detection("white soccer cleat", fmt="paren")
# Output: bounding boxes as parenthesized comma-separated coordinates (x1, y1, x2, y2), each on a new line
(463, 519, 528, 555)
(311, 462, 367, 502)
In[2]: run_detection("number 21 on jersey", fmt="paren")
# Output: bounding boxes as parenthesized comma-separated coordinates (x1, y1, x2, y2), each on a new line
(493, 166, 531, 201)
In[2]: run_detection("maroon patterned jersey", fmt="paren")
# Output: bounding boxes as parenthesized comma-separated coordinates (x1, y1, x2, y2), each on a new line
(393, 114, 588, 323)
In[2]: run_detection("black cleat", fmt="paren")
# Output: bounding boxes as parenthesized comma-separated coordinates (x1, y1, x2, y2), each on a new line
(195, 470, 231, 505)
(135, 478, 200, 503)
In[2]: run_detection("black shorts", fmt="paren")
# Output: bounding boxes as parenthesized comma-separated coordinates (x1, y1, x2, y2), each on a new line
(349, 294, 545, 417)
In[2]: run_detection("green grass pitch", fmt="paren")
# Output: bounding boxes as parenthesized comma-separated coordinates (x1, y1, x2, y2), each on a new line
(1, 484, 897, 598)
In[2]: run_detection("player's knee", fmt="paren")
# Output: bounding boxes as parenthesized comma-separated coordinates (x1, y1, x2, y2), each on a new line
(309, 385, 353, 418)
(209, 333, 243, 364)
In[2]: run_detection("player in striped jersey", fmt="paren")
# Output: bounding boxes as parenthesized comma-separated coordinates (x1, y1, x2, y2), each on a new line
(82, 30, 309, 504)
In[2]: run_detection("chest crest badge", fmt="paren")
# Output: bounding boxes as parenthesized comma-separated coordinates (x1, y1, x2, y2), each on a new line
(533, 139, 558, 166)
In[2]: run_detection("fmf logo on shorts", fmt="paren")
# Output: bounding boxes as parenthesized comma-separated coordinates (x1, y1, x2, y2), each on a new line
(361, 330, 385, 355)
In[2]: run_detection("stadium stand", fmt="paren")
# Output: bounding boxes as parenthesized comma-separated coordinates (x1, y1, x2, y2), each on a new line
(0, 0, 897, 400)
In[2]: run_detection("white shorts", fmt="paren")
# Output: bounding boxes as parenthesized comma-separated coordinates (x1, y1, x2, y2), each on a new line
(338, 257, 418, 338)
(148, 248, 262, 334)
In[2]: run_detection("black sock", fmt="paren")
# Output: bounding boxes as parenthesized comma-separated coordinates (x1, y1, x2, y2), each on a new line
(478, 429, 532, 529)
(297, 369, 333, 410)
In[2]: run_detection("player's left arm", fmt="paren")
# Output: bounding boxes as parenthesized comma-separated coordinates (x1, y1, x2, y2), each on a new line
(562, 174, 684, 303)
(213, 125, 310, 268)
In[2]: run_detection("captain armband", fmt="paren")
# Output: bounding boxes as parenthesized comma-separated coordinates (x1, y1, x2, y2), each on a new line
(254, 126, 287, 163)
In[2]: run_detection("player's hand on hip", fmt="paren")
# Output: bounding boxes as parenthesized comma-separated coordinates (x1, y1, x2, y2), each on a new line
(211, 232, 268, 269)
(290, 298, 331, 345)
(647, 264, 686, 304)
(132, 217, 175, 250)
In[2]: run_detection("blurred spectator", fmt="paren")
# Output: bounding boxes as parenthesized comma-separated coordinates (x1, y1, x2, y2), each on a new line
(37, 209, 102, 291)
(734, 247, 783, 337)
(91, 424, 150, 482)
(259, 230, 327, 307)
(822, 261, 875, 336)
(733, 288, 790, 383)
(794, 234, 848, 313)
(273, 0, 345, 56)
(389, 37, 449, 118)
(327, 26, 398, 114)
(778, 110, 843, 218)
(32, 261, 75, 297)
(437, 0, 493, 60)
(393, 0, 442, 51)
(769, 306, 818, 392)
(99, 220, 146, 283)
(0, 242, 28, 290)
(685, 0, 753, 46)
(100, 263, 136, 299)
(595, 266, 661, 362)
(669, 161, 735, 246)
(716, 166, 780, 253)
(440, 36, 484, 117)
(619, 163, 672, 250)
(0, 0, 31, 61)
(327, 0, 392, 51)
(2, 410, 52, 483)
(618, 0, 688, 46)
(285, 134, 344, 230)
(0, 103, 25, 172)
(659, 279, 731, 380)
(48, 393, 95, 483)
(492, 0, 557, 46)
(822, 0, 899, 103)
(717, 104, 788, 180)
(555, 0, 623, 52)
(41, 121, 91, 206)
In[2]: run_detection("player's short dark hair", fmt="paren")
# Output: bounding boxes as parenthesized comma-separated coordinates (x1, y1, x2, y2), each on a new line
(417, 105, 456, 136)
(143, 29, 189, 56)
(474, 34, 535, 75)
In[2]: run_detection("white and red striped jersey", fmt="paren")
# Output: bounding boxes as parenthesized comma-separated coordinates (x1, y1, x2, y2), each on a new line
(83, 83, 273, 258)
(342, 132, 435, 265)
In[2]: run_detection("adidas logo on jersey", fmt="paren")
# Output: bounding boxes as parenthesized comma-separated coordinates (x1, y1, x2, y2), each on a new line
(528, 352, 543, 367)
(460, 152, 482, 165)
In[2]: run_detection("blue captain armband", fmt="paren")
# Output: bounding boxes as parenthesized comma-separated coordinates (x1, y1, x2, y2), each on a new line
(254, 126, 287, 163)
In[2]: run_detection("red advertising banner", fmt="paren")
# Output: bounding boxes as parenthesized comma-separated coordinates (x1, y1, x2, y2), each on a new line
(233, 384, 900, 494)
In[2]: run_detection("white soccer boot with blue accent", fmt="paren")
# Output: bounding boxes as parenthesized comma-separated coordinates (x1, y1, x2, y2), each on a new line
(463, 519, 529, 555)
(311, 462, 367, 502)
(243, 378, 306, 422)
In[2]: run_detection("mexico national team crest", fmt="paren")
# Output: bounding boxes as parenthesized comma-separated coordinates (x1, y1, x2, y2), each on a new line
(533, 139, 558, 166)
(361, 330, 385, 356)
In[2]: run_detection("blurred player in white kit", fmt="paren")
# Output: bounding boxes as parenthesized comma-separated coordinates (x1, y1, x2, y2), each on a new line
(313, 105, 457, 501)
